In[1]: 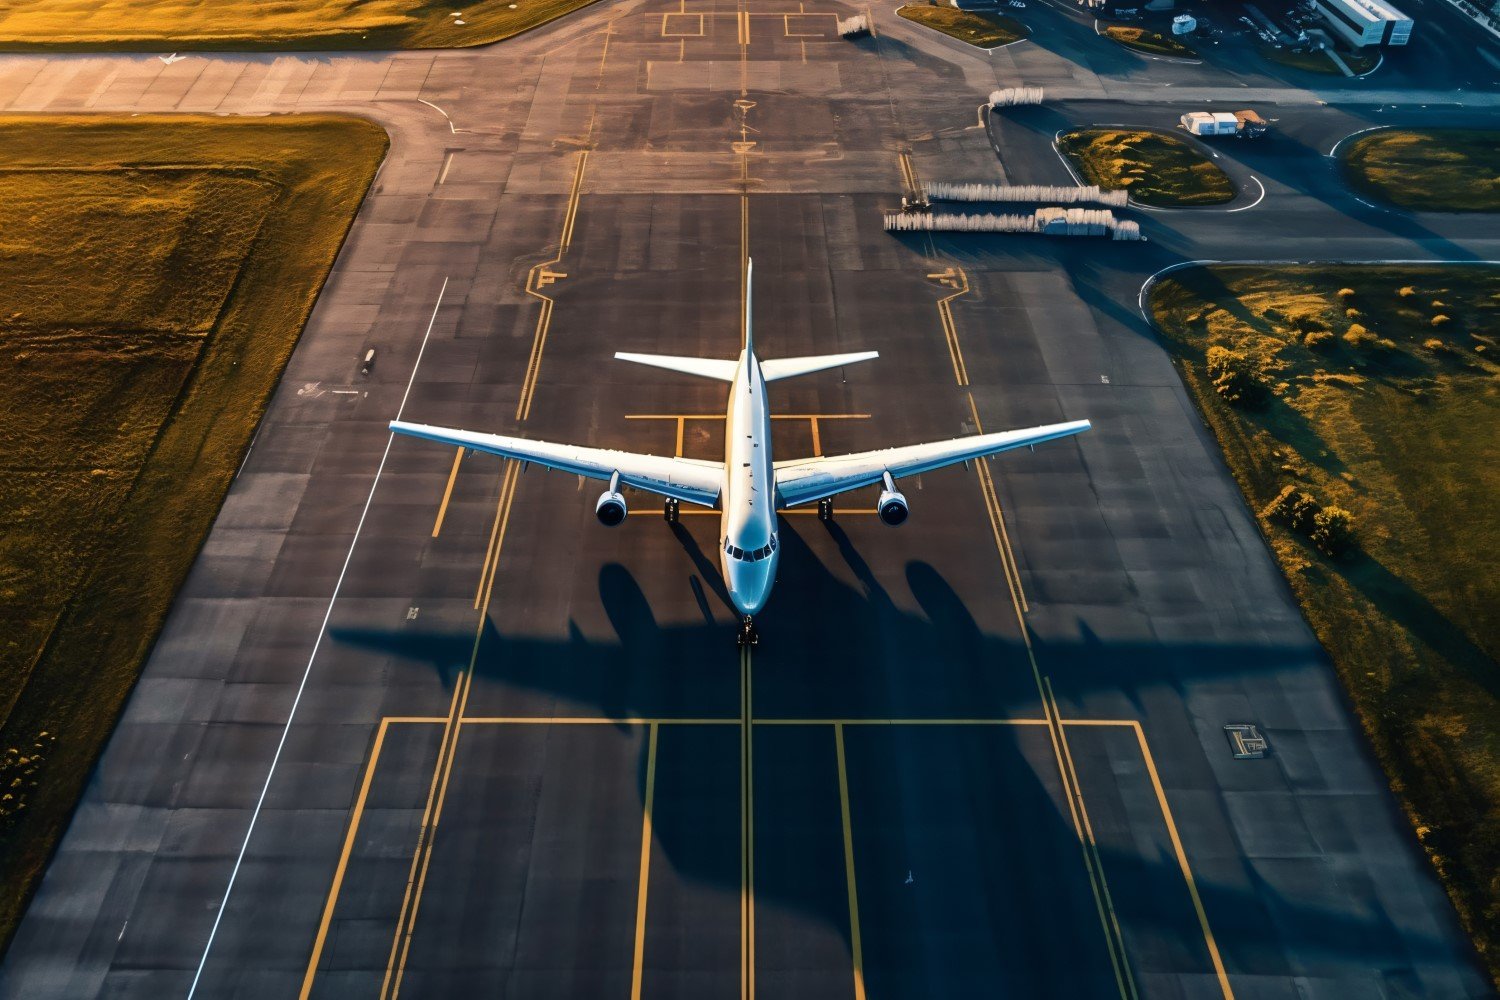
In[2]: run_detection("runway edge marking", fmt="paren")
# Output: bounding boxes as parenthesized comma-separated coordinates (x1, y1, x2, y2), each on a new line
(631, 723, 661, 1000)
(834, 723, 868, 1000)
(191, 276, 451, 1000)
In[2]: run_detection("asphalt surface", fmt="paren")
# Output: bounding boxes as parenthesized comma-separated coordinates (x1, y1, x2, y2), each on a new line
(0, 1, 1497, 998)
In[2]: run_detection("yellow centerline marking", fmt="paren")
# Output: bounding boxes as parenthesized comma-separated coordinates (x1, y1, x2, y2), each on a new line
(740, 644, 756, 999)
(299, 717, 394, 999)
(935, 265, 972, 387)
(1127, 720, 1234, 999)
(833, 724, 867, 1000)
(630, 723, 660, 1000)
(474, 461, 520, 609)
(430, 447, 464, 537)
(517, 149, 589, 422)
(965, 394, 1028, 612)
(965, 396, 1133, 997)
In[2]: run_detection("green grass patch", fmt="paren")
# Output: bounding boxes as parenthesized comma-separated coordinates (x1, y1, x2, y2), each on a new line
(1101, 24, 1196, 57)
(0, 114, 386, 953)
(0, 0, 600, 50)
(1341, 129, 1500, 213)
(897, 4, 1028, 47)
(1057, 128, 1234, 206)
(1149, 264, 1500, 987)
(1258, 43, 1379, 75)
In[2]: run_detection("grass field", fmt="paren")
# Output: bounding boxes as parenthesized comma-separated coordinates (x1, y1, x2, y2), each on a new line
(1101, 24, 1196, 58)
(1057, 128, 1235, 206)
(0, 0, 599, 50)
(0, 115, 386, 954)
(897, 4, 1028, 47)
(1149, 264, 1500, 987)
(1341, 129, 1500, 212)
(1259, 43, 1380, 76)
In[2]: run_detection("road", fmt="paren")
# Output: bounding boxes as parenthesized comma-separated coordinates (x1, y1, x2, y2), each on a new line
(0, 2, 1495, 998)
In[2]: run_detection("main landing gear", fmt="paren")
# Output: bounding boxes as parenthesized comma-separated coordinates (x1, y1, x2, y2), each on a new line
(664, 498, 680, 524)
(817, 497, 834, 523)
(737, 615, 759, 647)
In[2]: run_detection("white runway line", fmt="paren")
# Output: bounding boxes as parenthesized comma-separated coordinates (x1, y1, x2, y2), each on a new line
(1227, 175, 1266, 213)
(186, 276, 450, 1000)
(417, 97, 462, 134)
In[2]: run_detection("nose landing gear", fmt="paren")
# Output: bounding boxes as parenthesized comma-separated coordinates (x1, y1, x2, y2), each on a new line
(664, 498, 680, 524)
(818, 497, 834, 523)
(737, 615, 759, 647)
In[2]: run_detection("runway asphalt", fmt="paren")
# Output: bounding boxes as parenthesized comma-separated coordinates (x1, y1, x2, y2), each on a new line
(0, 0, 1497, 997)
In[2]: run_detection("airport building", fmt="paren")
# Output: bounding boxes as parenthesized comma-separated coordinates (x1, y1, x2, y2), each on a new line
(1313, 0, 1413, 46)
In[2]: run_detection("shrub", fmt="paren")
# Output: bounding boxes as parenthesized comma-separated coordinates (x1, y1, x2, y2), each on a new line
(1432, 314, 1451, 327)
(1206, 345, 1260, 403)
(1345, 308, 1361, 319)
(1264, 486, 1356, 557)
(1304, 329, 1336, 349)
(1338, 287, 1356, 299)
(1311, 506, 1355, 556)
(1398, 286, 1416, 298)
(1344, 323, 1375, 346)
(1423, 338, 1445, 351)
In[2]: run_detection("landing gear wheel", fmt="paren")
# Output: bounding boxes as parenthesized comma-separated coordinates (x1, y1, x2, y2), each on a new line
(817, 497, 834, 523)
(664, 498, 680, 524)
(737, 615, 759, 647)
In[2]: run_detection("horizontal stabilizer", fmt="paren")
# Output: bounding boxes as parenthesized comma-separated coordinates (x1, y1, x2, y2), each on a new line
(614, 352, 737, 381)
(760, 351, 879, 382)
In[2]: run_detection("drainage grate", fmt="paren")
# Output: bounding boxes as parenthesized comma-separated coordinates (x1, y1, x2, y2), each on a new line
(1224, 724, 1268, 759)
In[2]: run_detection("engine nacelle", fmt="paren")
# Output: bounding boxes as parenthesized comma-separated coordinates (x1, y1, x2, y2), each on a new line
(877, 489, 909, 526)
(595, 490, 628, 526)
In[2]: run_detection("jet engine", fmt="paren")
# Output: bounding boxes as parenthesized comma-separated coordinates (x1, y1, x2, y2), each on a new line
(876, 471, 908, 526)
(595, 490, 628, 526)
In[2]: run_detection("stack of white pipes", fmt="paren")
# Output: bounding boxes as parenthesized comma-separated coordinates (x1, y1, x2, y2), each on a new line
(988, 87, 1045, 107)
(836, 13, 870, 36)
(923, 182, 1128, 208)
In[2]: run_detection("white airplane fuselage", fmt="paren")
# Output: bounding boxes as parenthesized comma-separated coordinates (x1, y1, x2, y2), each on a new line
(720, 347, 779, 617)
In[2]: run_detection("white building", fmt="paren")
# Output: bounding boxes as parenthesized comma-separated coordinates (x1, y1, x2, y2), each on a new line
(1313, 0, 1413, 46)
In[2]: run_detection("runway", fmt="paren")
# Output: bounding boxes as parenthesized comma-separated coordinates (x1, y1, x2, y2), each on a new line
(0, 0, 1496, 997)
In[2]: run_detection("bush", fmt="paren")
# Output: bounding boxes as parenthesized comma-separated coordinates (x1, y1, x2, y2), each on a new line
(1345, 323, 1375, 346)
(1311, 506, 1355, 556)
(1432, 314, 1451, 327)
(1338, 287, 1356, 299)
(1264, 485, 1356, 557)
(1423, 338, 1446, 351)
(1206, 345, 1260, 403)
(1399, 286, 1417, 298)
(1346, 307, 1361, 319)
(1305, 329, 1336, 349)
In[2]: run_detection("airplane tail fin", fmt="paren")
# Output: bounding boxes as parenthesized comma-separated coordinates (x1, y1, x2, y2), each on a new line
(744, 257, 754, 356)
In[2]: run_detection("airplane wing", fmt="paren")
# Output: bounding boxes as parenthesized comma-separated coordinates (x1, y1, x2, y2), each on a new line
(390, 421, 723, 507)
(772, 420, 1090, 509)
(760, 351, 879, 382)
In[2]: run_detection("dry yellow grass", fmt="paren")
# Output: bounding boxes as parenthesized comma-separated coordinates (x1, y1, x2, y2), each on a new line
(1342, 129, 1500, 212)
(1150, 264, 1500, 987)
(1058, 128, 1234, 206)
(0, 0, 599, 50)
(897, 4, 1028, 47)
(0, 114, 386, 954)
(1101, 24, 1196, 57)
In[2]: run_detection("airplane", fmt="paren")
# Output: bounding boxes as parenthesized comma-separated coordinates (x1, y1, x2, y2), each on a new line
(390, 260, 1091, 646)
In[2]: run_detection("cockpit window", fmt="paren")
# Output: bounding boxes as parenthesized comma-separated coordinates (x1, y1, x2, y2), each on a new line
(725, 537, 777, 562)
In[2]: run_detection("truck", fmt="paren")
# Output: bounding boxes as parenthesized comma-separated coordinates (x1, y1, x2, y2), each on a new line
(1179, 109, 1268, 138)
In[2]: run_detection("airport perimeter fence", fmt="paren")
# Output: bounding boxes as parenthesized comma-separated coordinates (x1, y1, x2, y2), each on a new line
(923, 182, 1129, 208)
